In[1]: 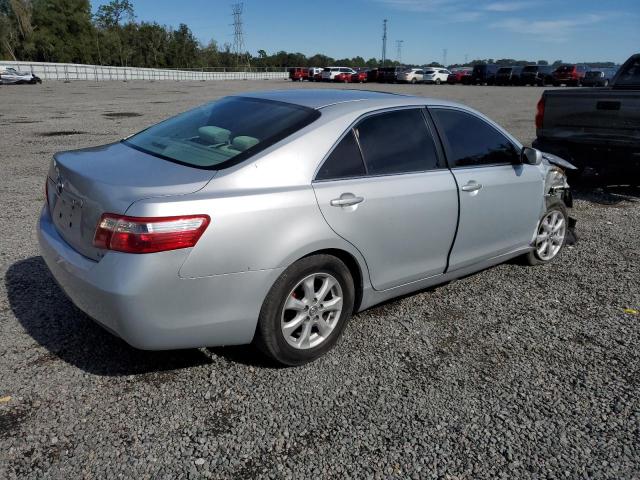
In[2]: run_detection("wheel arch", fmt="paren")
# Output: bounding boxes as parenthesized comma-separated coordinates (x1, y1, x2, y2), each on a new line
(300, 248, 365, 313)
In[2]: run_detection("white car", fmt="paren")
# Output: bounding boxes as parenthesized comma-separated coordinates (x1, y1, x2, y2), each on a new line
(422, 68, 451, 85)
(0, 66, 42, 85)
(308, 67, 324, 81)
(321, 67, 356, 81)
(396, 68, 425, 84)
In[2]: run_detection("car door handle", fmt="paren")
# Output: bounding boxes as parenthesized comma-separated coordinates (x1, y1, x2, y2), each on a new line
(461, 182, 483, 192)
(330, 195, 364, 207)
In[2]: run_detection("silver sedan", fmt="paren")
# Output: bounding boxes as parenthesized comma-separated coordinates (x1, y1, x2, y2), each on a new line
(38, 89, 574, 365)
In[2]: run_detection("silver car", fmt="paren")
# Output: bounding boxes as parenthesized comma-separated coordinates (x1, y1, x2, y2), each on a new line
(38, 89, 574, 365)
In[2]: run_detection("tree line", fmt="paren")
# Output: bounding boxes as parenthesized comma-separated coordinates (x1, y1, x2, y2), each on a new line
(0, 1, 618, 70)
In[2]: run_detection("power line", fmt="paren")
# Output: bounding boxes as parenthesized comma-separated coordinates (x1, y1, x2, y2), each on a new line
(231, 3, 250, 69)
(381, 19, 388, 66)
(396, 40, 403, 64)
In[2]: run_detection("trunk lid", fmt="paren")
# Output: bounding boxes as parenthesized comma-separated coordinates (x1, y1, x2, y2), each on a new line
(46, 142, 215, 261)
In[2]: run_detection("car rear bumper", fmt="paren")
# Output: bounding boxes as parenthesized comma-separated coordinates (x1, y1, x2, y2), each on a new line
(37, 205, 283, 350)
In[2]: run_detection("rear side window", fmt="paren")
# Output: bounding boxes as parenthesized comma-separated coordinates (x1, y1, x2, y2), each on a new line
(431, 108, 519, 168)
(125, 97, 319, 169)
(355, 109, 440, 175)
(315, 131, 366, 181)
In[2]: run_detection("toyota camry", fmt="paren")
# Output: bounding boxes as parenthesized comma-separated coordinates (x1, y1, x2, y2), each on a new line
(38, 89, 575, 365)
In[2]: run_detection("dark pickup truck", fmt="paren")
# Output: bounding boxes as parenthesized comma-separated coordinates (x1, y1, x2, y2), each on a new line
(533, 54, 640, 178)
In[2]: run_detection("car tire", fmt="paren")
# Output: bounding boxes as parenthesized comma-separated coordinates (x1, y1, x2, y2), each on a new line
(411, 78, 417, 84)
(254, 254, 355, 366)
(435, 78, 441, 85)
(524, 199, 568, 266)
(604, 80, 609, 87)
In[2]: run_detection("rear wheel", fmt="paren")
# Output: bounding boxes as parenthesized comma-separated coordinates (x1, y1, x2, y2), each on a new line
(411, 78, 417, 84)
(255, 254, 355, 366)
(435, 78, 441, 85)
(524, 200, 568, 265)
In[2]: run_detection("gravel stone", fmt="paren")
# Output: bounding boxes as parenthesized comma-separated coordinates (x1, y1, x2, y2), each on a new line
(0, 80, 638, 479)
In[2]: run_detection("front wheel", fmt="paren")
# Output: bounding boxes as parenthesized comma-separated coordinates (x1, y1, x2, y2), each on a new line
(255, 254, 355, 366)
(524, 200, 568, 265)
(435, 78, 441, 85)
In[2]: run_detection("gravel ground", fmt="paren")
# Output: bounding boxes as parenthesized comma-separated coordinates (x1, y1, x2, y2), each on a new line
(0, 80, 639, 479)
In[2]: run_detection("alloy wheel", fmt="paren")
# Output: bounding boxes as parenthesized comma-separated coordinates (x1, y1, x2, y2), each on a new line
(280, 273, 344, 350)
(535, 210, 566, 261)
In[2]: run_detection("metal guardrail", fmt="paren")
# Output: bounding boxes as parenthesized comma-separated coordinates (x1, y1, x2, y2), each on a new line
(0, 61, 289, 81)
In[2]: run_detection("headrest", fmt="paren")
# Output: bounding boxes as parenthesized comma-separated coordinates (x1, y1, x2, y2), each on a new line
(198, 126, 231, 144)
(231, 136, 259, 152)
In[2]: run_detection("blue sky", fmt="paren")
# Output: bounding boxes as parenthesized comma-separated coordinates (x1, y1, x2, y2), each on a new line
(93, 0, 639, 64)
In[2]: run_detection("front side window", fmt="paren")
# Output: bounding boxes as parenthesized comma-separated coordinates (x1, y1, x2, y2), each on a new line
(124, 97, 319, 169)
(431, 108, 519, 168)
(355, 109, 440, 175)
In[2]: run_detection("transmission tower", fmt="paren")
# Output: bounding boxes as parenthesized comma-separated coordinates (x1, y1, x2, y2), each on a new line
(396, 40, 403, 64)
(464, 53, 469, 64)
(442, 48, 447, 67)
(381, 19, 388, 66)
(231, 3, 250, 69)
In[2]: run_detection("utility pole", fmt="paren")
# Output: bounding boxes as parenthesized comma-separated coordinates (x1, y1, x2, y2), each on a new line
(231, 3, 250, 70)
(381, 19, 388, 66)
(396, 40, 403, 64)
(442, 48, 447, 67)
(464, 53, 469, 65)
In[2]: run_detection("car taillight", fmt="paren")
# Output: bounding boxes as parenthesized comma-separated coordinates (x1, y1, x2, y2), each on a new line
(535, 96, 545, 130)
(93, 214, 210, 254)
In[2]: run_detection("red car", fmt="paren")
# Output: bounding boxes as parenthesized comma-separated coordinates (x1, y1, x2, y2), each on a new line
(348, 71, 367, 83)
(288, 67, 309, 81)
(447, 68, 472, 84)
(332, 69, 358, 83)
(313, 72, 322, 82)
(552, 64, 589, 86)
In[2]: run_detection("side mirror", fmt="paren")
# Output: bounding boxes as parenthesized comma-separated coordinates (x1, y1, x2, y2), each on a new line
(521, 146, 542, 165)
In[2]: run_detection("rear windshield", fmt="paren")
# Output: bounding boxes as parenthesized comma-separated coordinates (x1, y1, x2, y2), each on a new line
(522, 66, 538, 73)
(124, 97, 320, 169)
(556, 66, 574, 72)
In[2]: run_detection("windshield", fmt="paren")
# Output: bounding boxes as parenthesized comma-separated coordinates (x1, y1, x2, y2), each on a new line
(124, 97, 320, 169)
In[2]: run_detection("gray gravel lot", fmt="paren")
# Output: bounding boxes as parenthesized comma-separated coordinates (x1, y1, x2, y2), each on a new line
(1, 80, 639, 479)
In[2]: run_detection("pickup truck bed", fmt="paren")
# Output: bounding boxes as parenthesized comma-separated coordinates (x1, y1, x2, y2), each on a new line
(533, 54, 640, 179)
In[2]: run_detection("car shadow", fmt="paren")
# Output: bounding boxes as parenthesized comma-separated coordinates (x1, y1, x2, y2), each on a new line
(5, 256, 216, 376)
(570, 177, 640, 206)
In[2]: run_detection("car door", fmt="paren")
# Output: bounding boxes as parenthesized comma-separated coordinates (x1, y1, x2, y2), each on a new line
(313, 108, 459, 291)
(429, 107, 544, 272)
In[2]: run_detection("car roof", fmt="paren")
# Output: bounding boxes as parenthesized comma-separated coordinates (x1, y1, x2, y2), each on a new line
(236, 89, 462, 110)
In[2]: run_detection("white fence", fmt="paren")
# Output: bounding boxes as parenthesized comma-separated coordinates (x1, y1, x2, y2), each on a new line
(1, 61, 289, 82)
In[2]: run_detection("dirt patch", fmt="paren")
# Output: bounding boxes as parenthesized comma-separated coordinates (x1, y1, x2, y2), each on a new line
(103, 112, 142, 118)
(37, 131, 87, 137)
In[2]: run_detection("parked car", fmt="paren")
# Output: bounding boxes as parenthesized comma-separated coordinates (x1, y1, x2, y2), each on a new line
(552, 64, 589, 86)
(377, 66, 406, 83)
(307, 67, 324, 81)
(466, 64, 499, 85)
(288, 67, 309, 82)
(333, 68, 358, 82)
(495, 66, 523, 85)
(348, 70, 368, 83)
(396, 68, 424, 84)
(582, 67, 618, 87)
(447, 68, 472, 84)
(366, 68, 380, 82)
(533, 54, 640, 178)
(422, 68, 451, 85)
(0, 66, 41, 84)
(313, 72, 322, 82)
(321, 67, 354, 82)
(519, 65, 555, 86)
(38, 89, 575, 365)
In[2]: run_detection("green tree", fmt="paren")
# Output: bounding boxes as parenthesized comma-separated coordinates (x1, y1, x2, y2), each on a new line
(94, 0, 133, 28)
